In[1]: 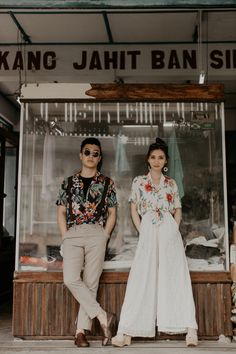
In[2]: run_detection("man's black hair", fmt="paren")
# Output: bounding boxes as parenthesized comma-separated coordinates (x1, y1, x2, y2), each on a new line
(80, 137, 102, 152)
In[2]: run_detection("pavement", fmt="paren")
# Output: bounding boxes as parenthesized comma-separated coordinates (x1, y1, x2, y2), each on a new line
(1, 302, 236, 354)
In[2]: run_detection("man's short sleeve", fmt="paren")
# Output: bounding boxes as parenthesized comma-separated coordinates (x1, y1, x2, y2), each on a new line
(107, 179, 118, 208)
(56, 178, 68, 206)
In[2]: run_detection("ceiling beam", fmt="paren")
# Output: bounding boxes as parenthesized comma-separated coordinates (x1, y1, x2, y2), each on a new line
(85, 83, 224, 101)
(1, 40, 236, 46)
(102, 11, 113, 44)
(9, 11, 32, 44)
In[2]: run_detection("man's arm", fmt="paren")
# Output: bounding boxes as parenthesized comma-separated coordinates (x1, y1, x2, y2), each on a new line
(57, 205, 67, 238)
(104, 206, 116, 237)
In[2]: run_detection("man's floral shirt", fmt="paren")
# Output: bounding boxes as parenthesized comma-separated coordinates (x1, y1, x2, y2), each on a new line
(56, 171, 117, 228)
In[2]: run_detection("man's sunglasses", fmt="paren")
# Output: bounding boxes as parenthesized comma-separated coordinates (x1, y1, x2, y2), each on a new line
(83, 149, 100, 158)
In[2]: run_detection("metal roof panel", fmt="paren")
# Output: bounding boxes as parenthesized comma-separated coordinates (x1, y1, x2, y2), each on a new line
(109, 12, 197, 42)
(15, 13, 108, 42)
(0, 14, 19, 42)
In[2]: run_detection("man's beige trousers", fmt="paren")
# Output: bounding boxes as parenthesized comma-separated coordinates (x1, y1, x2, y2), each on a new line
(62, 223, 109, 330)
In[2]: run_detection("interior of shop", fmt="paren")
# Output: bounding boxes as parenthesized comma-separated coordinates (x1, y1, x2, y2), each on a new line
(17, 100, 227, 273)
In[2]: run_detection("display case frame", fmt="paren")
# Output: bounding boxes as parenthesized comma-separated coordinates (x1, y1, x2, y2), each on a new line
(13, 83, 232, 339)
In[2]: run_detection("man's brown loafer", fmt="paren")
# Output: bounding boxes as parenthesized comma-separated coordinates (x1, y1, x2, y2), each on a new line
(74, 332, 90, 347)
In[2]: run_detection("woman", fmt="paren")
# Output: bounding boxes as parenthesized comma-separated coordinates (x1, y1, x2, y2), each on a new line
(112, 137, 198, 347)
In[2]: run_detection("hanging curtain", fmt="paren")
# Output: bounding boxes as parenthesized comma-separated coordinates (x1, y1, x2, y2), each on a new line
(115, 135, 130, 175)
(168, 130, 185, 199)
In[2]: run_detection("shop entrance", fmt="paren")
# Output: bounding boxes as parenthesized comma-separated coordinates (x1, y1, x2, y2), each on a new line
(0, 127, 18, 303)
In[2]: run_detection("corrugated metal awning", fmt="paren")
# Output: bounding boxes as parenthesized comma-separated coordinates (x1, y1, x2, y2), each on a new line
(0, 8, 236, 45)
(0, 0, 236, 9)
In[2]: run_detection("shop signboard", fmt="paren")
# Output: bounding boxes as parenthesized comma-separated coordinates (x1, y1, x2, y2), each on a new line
(0, 44, 235, 82)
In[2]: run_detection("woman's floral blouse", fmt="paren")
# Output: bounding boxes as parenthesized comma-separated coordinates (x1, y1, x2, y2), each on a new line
(56, 171, 117, 228)
(129, 172, 181, 225)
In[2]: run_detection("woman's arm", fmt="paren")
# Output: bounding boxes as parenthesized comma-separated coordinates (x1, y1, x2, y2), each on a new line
(131, 202, 141, 232)
(173, 207, 182, 227)
(57, 205, 67, 237)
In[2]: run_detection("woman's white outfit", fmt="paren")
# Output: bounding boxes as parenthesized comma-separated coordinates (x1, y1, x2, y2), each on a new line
(118, 173, 198, 337)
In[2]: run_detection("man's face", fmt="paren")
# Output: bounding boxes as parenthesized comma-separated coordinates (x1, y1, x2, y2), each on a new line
(80, 144, 101, 169)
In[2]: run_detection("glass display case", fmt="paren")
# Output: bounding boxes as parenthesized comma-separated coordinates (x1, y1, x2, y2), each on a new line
(16, 100, 228, 272)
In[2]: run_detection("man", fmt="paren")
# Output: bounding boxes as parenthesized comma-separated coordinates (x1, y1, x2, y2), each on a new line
(56, 137, 117, 347)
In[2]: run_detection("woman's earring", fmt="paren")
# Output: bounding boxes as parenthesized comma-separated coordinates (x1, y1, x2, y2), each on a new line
(163, 166, 168, 172)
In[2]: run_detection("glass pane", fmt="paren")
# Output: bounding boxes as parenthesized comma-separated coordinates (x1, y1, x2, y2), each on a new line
(3, 146, 17, 238)
(17, 101, 228, 272)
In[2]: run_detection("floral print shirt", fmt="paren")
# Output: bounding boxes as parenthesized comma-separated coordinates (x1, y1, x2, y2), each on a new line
(129, 173, 181, 225)
(56, 171, 117, 228)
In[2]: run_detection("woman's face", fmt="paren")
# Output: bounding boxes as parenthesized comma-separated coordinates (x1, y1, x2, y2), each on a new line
(148, 148, 167, 172)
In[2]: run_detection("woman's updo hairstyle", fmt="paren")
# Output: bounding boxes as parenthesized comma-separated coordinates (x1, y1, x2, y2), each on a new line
(147, 137, 169, 160)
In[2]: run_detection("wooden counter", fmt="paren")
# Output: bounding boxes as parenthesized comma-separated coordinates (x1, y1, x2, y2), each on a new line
(12, 271, 232, 339)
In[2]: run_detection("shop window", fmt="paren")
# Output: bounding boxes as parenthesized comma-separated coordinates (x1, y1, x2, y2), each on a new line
(17, 101, 228, 272)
